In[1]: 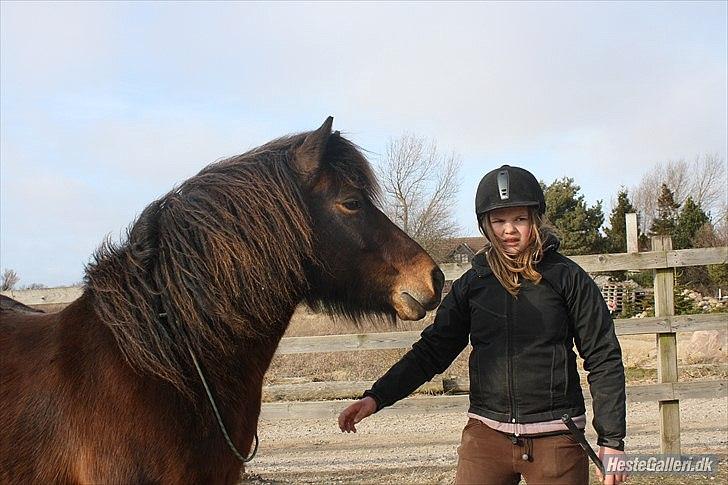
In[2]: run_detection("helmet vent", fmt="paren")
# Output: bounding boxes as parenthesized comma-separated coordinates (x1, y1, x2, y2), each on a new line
(497, 170, 510, 200)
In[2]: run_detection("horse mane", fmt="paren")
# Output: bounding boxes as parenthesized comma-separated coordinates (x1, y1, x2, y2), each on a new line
(84, 130, 378, 397)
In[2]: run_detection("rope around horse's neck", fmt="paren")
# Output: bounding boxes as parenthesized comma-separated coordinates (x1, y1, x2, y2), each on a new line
(187, 343, 259, 464)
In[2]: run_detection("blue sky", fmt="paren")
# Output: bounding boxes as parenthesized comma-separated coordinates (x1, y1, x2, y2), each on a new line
(1, 1, 726, 286)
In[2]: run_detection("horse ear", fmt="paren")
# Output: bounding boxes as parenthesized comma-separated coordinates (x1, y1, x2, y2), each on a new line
(294, 116, 333, 176)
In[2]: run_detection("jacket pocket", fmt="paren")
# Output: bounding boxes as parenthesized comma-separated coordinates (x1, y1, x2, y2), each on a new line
(549, 344, 568, 402)
(472, 346, 510, 413)
(562, 343, 569, 397)
(469, 350, 481, 398)
(471, 299, 506, 319)
(470, 300, 506, 343)
(549, 347, 556, 410)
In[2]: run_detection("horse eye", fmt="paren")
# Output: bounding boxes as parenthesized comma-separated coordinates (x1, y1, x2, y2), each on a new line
(342, 200, 362, 211)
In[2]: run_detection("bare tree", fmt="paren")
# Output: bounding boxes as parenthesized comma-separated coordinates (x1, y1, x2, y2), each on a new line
(376, 134, 461, 261)
(690, 153, 726, 212)
(631, 154, 727, 232)
(1, 269, 20, 291)
(22, 283, 47, 290)
(711, 202, 728, 246)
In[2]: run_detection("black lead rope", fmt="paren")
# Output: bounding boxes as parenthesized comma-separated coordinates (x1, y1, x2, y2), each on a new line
(187, 343, 259, 463)
(562, 414, 604, 476)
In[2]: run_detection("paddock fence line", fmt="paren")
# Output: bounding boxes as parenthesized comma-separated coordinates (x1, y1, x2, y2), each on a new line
(2, 239, 727, 454)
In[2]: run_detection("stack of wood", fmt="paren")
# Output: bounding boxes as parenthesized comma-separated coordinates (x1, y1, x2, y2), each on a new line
(599, 281, 645, 316)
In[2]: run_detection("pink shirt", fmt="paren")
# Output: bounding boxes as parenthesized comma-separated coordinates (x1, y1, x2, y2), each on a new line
(468, 412, 587, 436)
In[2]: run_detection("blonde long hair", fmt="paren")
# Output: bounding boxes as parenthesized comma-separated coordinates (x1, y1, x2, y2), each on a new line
(480, 207, 548, 297)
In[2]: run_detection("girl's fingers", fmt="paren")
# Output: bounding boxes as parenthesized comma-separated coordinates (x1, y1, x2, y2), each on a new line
(338, 407, 358, 432)
(338, 410, 352, 432)
(339, 400, 373, 433)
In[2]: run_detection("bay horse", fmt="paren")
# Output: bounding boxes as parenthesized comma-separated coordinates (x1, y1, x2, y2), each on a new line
(0, 117, 444, 484)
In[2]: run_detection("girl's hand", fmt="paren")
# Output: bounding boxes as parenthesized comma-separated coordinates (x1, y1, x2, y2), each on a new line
(597, 446, 628, 484)
(338, 397, 377, 433)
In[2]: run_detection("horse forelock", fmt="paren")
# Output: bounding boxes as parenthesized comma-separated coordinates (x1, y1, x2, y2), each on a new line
(321, 133, 381, 203)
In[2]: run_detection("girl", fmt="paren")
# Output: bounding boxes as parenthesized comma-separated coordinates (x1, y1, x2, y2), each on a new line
(339, 165, 627, 484)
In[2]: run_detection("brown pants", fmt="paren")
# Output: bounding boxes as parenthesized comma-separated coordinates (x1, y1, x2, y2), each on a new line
(455, 418, 589, 485)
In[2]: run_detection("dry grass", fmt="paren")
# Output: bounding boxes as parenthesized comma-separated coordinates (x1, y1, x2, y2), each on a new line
(265, 306, 471, 385)
(624, 364, 728, 384)
(278, 305, 435, 337)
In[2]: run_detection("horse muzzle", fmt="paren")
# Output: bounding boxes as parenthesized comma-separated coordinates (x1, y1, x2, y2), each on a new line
(391, 267, 445, 321)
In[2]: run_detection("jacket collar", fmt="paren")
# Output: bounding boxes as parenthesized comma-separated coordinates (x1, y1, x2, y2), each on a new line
(471, 232, 560, 277)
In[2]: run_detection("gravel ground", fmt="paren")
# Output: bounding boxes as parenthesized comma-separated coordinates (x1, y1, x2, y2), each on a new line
(242, 396, 727, 484)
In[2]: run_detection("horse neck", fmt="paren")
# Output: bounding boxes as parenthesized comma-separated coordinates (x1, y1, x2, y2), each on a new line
(186, 309, 296, 470)
(203, 307, 295, 398)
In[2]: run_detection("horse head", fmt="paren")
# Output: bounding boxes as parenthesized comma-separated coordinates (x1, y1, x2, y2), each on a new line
(292, 117, 444, 321)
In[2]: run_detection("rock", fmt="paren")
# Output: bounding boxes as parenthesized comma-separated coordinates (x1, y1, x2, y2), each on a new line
(685, 330, 727, 363)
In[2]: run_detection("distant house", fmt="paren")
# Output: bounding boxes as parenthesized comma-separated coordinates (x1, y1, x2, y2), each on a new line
(441, 237, 487, 264)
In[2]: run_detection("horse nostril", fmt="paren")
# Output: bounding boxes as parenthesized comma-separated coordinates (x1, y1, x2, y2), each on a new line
(432, 267, 445, 296)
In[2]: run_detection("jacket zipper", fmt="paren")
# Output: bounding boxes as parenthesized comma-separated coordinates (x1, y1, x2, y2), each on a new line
(505, 293, 517, 432)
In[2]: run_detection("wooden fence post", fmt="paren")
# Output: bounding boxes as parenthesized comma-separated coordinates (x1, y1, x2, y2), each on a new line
(626, 213, 638, 253)
(652, 235, 680, 454)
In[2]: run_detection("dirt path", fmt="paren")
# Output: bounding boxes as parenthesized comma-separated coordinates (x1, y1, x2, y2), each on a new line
(242, 396, 727, 484)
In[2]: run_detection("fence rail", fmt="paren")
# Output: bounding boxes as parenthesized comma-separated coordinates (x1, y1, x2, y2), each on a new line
(275, 314, 727, 355)
(440, 246, 727, 280)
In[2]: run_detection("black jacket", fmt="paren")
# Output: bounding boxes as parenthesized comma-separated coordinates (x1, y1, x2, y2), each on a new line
(364, 238, 626, 450)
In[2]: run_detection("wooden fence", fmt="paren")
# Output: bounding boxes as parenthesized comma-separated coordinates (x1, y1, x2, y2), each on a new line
(2, 237, 727, 454)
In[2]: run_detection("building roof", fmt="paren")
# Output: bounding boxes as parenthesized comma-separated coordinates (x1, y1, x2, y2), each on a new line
(442, 236, 487, 261)
(449, 236, 487, 252)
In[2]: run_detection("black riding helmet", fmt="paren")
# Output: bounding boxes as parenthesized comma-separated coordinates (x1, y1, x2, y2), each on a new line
(475, 165, 545, 223)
